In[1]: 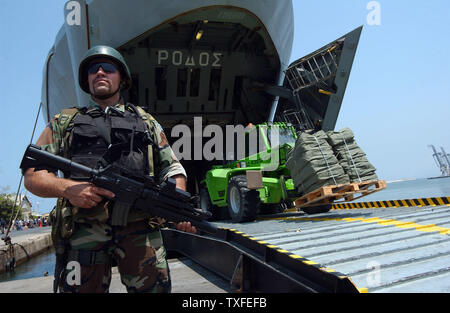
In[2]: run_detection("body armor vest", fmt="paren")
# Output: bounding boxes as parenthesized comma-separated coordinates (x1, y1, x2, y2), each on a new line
(67, 106, 150, 180)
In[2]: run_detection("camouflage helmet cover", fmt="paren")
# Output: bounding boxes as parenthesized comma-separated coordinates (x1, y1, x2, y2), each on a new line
(78, 45, 132, 94)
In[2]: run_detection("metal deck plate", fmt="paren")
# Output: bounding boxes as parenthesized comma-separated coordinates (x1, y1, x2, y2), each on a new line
(215, 204, 450, 292)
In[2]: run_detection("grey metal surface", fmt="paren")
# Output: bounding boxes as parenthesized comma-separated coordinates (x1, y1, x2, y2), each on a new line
(43, 0, 294, 121)
(216, 205, 450, 292)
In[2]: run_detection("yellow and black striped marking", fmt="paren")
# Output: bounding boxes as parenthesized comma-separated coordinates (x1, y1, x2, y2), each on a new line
(226, 228, 362, 293)
(332, 197, 450, 210)
(262, 215, 450, 236)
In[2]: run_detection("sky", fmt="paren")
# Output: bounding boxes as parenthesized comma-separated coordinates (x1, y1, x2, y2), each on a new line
(0, 0, 449, 214)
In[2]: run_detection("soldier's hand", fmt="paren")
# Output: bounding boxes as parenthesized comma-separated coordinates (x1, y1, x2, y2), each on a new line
(63, 181, 115, 208)
(175, 221, 197, 234)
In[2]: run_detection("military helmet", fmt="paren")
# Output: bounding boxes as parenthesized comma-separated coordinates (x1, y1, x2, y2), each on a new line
(78, 45, 132, 94)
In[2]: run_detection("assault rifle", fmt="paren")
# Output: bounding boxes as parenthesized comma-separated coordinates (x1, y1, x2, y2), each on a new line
(20, 144, 217, 234)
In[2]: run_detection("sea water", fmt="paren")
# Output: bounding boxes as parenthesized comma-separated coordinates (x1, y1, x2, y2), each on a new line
(1, 177, 449, 283)
(359, 176, 450, 202)
(0, 248, 55, 283)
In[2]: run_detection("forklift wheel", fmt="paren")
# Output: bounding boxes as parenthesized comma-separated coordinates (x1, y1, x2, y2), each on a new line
(200, 187, 226, 221)
(227, 175, 260, 223)
(301, 204, 332, 215)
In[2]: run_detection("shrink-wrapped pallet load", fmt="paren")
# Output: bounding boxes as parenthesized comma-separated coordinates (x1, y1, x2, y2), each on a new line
(286, 130, 350, 195)
(326, 128, 378, 182)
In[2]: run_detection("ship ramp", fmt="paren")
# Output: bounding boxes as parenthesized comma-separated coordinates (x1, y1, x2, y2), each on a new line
(163, 199, 450, 293)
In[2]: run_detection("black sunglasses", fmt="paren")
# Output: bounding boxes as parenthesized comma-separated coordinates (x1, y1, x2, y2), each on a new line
(88, 62, 118, 75)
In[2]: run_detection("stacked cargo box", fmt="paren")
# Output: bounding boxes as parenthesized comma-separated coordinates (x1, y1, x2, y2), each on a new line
(326, 128, 378, 183)
(286, 128, 378, 195)
(286, 130, 350, 195)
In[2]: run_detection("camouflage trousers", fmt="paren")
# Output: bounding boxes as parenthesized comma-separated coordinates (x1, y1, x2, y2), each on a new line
(61, 220, 171, 293)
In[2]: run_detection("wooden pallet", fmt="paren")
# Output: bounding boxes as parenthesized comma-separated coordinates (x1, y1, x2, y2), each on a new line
(294, 180, 387, 208)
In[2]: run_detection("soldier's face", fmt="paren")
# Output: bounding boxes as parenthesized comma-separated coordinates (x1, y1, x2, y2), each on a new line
(88, 58, 122, 96)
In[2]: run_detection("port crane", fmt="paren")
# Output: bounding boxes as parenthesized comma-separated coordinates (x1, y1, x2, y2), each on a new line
(429, 145, 450, 176)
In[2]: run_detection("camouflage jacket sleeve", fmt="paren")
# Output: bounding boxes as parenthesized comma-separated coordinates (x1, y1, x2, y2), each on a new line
(40, 108, 80, 158)
(146, 115, 187, 183)
(24, 115, 66, 174)
(41, 117, 63, 155)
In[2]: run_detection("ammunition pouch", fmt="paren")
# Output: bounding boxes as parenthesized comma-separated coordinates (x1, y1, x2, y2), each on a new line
(50, 198, 75, 249)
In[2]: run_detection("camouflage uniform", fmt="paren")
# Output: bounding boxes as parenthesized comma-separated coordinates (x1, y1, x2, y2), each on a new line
(43, 99, 186, 293)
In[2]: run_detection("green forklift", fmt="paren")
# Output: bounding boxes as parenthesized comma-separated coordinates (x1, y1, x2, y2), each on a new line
(198, 27, 363, 222)
(199, 122, 332, 222)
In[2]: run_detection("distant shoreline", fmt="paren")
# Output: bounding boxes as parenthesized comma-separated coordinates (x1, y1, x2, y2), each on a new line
(386, 178, 417, 184)
(427, 175, 450, 180)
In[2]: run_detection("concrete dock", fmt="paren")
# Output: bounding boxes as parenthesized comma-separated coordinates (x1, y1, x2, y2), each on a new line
(0, 257, 230, 293)
(0, 227, 230, 293)
(0, 227, 52, 274)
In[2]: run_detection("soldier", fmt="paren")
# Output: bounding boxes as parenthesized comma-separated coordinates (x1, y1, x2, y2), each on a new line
(23, 46, 196, 293)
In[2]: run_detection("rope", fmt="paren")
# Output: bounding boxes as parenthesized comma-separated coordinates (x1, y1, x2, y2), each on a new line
(313, 135, 337, 185)
(12, 243, 31, 261)
(3, 178, 24, 242)
(341, 133, 362, 182)
(30, 102, 43, 145)
(3, 102, 43, 245)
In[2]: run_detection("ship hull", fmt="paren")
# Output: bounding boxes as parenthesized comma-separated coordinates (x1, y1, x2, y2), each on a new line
(42, 0, 294, 124)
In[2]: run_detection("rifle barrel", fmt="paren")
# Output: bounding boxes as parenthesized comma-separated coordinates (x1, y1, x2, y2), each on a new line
(22, 144, 218, 234)
(26, 144, 98, 176)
